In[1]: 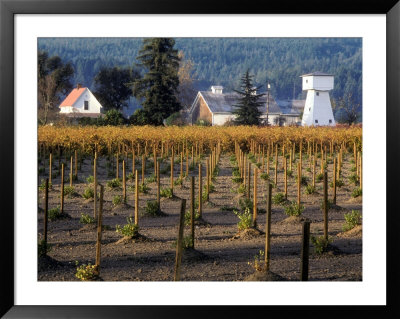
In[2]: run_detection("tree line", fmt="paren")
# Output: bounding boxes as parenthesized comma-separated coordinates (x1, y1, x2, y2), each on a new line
(38, 37, 362, 125)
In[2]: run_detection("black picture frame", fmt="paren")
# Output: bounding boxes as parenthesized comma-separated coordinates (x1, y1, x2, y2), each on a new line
(1, 0, 399, 318)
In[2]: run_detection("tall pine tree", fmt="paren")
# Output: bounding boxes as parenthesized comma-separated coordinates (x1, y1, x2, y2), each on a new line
(232, 70, 264, 126)
(132, 38, 181, 125)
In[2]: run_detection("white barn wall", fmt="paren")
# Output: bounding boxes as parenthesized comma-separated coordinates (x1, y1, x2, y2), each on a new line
(213, 113, 235, 125)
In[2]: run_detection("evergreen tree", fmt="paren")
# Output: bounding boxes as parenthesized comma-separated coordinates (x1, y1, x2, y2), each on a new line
(93, 66, 138, 111)
(132, 38, 181, 125)
(232, 70, 264, 126)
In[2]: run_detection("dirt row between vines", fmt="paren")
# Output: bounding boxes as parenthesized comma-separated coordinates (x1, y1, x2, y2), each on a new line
(38, 153, 362, 281)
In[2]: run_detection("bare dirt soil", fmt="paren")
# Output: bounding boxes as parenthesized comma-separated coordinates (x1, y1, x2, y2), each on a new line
(38, 153, 362, 281)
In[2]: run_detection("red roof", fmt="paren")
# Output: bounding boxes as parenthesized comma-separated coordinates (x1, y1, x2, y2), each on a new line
(59, 87, 86, 107)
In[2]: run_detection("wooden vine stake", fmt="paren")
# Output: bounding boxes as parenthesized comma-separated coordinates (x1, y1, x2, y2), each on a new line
(247, 162, 251, 200)
(359, 155, 362, 190)
(94, 156, 97, 218)
(49, 152, 52, 185)
(323, 171, 328, 241)
(122, 160, 126, 203)
(156, 161, 160, 210)
(141, 154, 145, 186)
(132, 150, 135, 175)
(274, 144, 278, 186)
(60, 163, 65, 215)
(297, 162, 301, 206)
(170, 152, 174, 195)
(300, 221, 310, 281)
(190, 176, 195, 249)
(206, 158, 210, 202)
(284, 157, 288, 200)
(333, 157, 337, 205)
(253, 167, 258, 228)
(312, 155, 316, 188)
(264, 183, 272, 272)
(116, 152, 119, 180)
(74, 150, 78, 179)
(70, 156, 73, 187)
(198, 163, 203, 218)
(95, 184, 104, 277)
(134, 170, 139, 225)
(180, 152, 183, 180)
(186, 150, 189, 177)
(43, 178, 49, 252)
(174, 199, 187, 281)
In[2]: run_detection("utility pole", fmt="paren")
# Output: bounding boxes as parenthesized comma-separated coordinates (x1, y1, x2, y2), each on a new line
(266, 82, 271, 126)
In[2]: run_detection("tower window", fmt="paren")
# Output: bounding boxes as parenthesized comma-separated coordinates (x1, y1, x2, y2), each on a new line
(329, 119, 332, 123)
(316, 92, 319, 96)
(306, 79, 308, 83)
(84, 101, 89, 110)
(309, 107, 311, 111)
(315, 119, 318, 124)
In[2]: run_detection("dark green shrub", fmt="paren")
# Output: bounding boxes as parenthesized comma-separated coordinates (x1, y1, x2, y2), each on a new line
(349, 174, 359, 186)
(38, 239, 51, 257)
(80, 213, 95, 224)
(184, 210, 200, 226)
(316, 173, 324, 182)
(63, 186, 77, 198)
(304, 185, 316, 194)
(284, 201, 304, 217)
(115, 216, 139, 237)
(160, 187, 173, 198)
(82, 187, 94, 199)
(39, 179, 52, 191)
(48, 207, 64, 221)
(239, 198, 253, 211)
(272, 193, 286, 205)
(311, 236, 332, 254)
(233, 208, 252, 231)
(232, 176, 243, 184)
(112, 195, 123, 206)
(352, 187, 362, 198)
(107, 178, 121, 189)
(342, 210, 362, 231)
(144, 200, 162, 217)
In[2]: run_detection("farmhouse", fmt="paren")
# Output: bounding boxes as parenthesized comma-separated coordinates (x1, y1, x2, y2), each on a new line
(59, 84, 103, 118)
(189, 86, 303, 126)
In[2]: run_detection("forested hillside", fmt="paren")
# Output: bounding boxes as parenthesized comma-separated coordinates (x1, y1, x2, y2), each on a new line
(38, 37, 362, 111)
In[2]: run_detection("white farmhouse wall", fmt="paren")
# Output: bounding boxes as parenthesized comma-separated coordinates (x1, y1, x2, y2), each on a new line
(301, 91, 335, 126)
(302, 76, 334, 91)
(60, 106, 74, 113)
(72, 89, 102, 114)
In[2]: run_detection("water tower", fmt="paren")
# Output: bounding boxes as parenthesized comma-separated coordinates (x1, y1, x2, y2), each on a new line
(300, 72, 335, 126)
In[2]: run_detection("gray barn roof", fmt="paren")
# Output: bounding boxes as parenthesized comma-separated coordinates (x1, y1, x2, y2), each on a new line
(199, 91, 282, 114)
(276, 99, 305, 115)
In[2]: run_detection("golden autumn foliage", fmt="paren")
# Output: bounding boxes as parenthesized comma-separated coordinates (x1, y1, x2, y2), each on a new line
(38, 125, 362, 155)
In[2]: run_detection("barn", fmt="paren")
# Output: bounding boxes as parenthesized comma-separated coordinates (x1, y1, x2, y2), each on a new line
(189, 86, 303, 126)
(59, 84, 103, 118)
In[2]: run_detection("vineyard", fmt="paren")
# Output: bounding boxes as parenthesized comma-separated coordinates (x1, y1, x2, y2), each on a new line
(37, 125, 362, 281)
